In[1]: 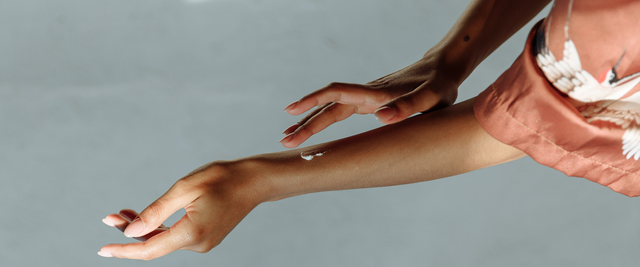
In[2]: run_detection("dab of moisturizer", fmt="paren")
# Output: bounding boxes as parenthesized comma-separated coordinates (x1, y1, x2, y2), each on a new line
(301, 150, 330, 161)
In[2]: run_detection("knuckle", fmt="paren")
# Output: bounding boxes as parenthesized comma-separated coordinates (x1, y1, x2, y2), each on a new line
(393, 96, 415, 109)
(182, 230, 218, 253)
(205, 161, 233, 177)
(177, 161, 232, 191)
(184, 160, 230, 179)
(136, 244, 155, 261)
(388, 95, 423, 118)
(190, 233, 206, 245)
(140, 253, 154, 261)
(442, 90, 457, 105)
(145, 201, 167, 223)
(192, 242, 216, 253)
(172, 178, 192, 192)
(365, 77, 390, 88)
(184, 227, 207, 245)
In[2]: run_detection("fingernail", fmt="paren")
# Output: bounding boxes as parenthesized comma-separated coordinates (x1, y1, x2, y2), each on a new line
(102, 218, 115, 227)
(283, 101, 299, 112)
(279, 132, 295, 144)
(283, 123, 299, 135)
(123, 218, 145, 238)
(97, 251, 113, 258)
(374, 106, 396, 122)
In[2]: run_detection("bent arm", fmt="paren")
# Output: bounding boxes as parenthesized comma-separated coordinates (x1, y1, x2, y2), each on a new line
(256, 98, 524, 201)
(281, 0, 551, 148)
(434, 0, 551, 84)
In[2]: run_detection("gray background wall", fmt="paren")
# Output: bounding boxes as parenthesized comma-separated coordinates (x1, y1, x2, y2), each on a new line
(1, 0, 639, 266)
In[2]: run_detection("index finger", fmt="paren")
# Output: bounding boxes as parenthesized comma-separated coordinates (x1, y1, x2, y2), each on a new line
(286, 83, 370, 115)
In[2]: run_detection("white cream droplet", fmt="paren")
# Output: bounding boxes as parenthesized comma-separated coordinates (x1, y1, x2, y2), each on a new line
(301, 150, 329, 161)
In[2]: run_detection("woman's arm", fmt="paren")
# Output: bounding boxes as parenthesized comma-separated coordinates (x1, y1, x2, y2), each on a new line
(271, 98, 523, 199)
(434, 0, 552, 84)
(99, 98, 525, 260)
(281, 0, 552, 148)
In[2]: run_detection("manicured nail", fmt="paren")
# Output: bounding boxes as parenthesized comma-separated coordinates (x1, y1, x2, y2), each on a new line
(283, 123, 299, 135)
(283, 101, 299, 112)
(102, 218, 115, 227)
(123, 218, 145, 238)
(97, 251, 113, 258)
(279, 132, 295, 144)
(374, 106, 396, 122)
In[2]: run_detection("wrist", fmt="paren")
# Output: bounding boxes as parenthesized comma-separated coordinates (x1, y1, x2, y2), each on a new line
(237, 149, 345, 203)
(226, 155, 299, 204)
(424, 43, 477, 87)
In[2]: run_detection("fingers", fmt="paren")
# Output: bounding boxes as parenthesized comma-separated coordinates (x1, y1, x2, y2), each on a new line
(103, 213, 128, 231)
(99, 162, 253, 260)
(119, 209, 138, 221)
(283, 101, 341, 137)
(375, 87, 453, 124)
(283, 103, 332, 135)
(280, 103, 357, 148)
(103, 209, 168, 241)
(122, 181, 201, 238)
(284, 83, 373, 115)
(281, 82, 396, 148)
(99, 216, 194, 260)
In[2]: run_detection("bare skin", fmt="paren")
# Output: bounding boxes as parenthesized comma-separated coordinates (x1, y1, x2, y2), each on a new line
(280, 0, 552, 148)
(97, 0, 640, 260)
(545, 0, 640, 78)
(100, 98, 525, 260)
(99, 0, 559, 260)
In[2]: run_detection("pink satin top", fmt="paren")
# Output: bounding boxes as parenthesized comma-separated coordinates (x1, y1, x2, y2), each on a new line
(473, 0, 640, 197)
(546, 0, 640, 80)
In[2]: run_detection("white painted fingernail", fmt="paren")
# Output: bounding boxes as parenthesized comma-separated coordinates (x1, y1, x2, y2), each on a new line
(102, 218, 115, 227)
(123, 218, 145, 238)
(98, 251, 113, 258)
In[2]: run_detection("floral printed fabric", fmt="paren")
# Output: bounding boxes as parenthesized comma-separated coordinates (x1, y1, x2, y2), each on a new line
(534, 0, 640, 160)
(474, 18, 640, 197)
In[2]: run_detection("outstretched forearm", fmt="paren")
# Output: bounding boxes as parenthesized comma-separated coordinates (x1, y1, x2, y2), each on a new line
(432, 0, 551, 84)
(100, 98, 525, 259)
(248, 98, 525, 202)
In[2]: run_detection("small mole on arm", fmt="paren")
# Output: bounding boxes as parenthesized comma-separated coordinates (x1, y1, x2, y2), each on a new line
(463, 35, 470, 42)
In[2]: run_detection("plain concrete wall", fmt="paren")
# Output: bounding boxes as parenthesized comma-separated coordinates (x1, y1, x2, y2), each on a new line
(2, 0, 639, 266)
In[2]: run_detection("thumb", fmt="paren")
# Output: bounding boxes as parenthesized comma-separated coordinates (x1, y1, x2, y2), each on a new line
(123, 182, 199, 238)
(374, 89, 450, 124)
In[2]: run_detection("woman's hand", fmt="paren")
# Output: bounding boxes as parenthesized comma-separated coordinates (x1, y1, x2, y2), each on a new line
(99, 161, 264, 260)
(279, 0, 553, 149)
(280, 52, 461, 148)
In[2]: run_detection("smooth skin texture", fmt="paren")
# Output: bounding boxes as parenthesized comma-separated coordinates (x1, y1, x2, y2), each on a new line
(100, 0, 553, 260)
(280, 0, 551, 148)
(100, 99, 525, 260)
